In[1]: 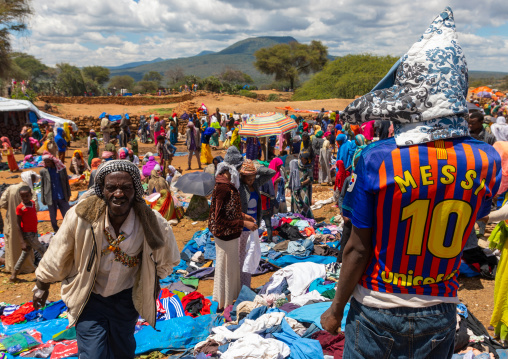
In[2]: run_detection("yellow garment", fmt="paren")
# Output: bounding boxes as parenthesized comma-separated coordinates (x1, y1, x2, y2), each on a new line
(201, 143, 213, 165)
(63, 123, 71, 142)
(490, 239, 508, 340)
(150, 190, 177, 221)
(73, 150, 85, 165)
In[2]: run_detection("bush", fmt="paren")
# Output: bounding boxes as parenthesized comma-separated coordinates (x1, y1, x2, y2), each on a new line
(292, 54, 399, 100)
(239, 90, 257, 99)
(266, 94, 280, 102)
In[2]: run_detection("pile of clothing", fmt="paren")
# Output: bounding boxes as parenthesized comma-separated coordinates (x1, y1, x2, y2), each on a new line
(18, 155, 43, 170)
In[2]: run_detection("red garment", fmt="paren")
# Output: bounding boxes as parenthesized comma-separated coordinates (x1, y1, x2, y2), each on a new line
(181, 292, 211, 318)
(334, 160, 347, 192)
(1, 302, 35, 324)
(16, 200, 38, 233)
(311, 330, 345, 359)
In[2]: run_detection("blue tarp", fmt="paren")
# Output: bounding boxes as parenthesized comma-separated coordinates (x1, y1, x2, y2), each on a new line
(134, 314, 220, 355)
(0, 318, 68, 343)
(98, 112, 129, 122)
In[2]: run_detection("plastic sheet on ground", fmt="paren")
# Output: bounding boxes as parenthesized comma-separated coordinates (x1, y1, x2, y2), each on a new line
(267, 254, 337, 267)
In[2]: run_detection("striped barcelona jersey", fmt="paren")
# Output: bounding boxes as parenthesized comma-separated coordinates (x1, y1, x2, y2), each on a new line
(343, 137, 501, 297)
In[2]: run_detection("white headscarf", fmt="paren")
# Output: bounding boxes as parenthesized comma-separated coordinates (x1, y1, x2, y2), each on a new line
(216, 162, 240, 189)
(21, 170, 40, 189)
(491, 116, 508, 142)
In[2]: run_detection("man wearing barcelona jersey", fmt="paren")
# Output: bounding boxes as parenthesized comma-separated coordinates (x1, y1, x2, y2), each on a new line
(320, 7, 502, 359)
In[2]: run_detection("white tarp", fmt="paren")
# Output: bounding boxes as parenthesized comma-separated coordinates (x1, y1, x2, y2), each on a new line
(0, 97, 78, 131)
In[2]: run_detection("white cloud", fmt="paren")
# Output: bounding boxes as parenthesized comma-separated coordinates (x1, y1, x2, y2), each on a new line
(10, 0, 508, 72)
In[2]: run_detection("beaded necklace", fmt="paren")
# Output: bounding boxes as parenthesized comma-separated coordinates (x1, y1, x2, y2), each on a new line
(102, 229, 141, 268)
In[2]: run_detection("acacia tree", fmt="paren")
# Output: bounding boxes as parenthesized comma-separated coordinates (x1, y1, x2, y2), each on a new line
(82, 66, 110, 85)
(254, 40, 328, 90)
(0, 0, 32, 79)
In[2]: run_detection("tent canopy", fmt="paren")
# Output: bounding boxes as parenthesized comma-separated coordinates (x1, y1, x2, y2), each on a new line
(0, 97, 78, 131)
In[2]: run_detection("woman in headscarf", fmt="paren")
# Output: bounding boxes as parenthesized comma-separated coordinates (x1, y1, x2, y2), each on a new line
(333, 160, 348, 205)
(1, 137, 19, 172)
(117, 147, 129, 160)
(142, 156, 159, 178)
(153, 117, 162, 145)
(319, 132, 333, 185)
(491, 116, 508, 142)
(361, 120, 375, 141)
(37, 131, 57, 157)
(351, 134, 367, 172)
(88, 131, 99, 166)
(169, 120, 178, 145)
(311, 130, 324, 181)
(200, 124, 214, 165)
(209, 162, 254, 309)
(63, 122, 71, 145)
(150, 189, 177, 224)
(219, 115, 227, 142)
(147, 166, 171, 194)
(288, 152, 314, 219)
(31, 122, 42, 141)
(54, 127, 67, 163)
(165, 165, 177, 184)
(88, 158, 102, 189)
(231, 128, 240, 151)
(269, 157, 286, 213)
(70, 150, 90, 175)
(21, 126, 32, 156)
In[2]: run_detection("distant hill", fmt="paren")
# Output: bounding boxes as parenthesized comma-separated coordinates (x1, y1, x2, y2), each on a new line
(469, 70, 508, 80)
(195, 51, 215, 56)
(107, 57, 166, 71)
(109, 36, 299, 85)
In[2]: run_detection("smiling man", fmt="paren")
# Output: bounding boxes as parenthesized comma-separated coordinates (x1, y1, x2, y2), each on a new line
(33, 160, 180, 358)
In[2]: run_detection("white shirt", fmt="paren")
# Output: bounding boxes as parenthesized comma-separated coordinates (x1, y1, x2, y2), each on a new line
(130, 155, 140, 166)
(93, 208, 144, 297)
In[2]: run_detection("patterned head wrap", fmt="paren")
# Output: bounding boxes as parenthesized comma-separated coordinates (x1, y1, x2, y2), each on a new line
(341, 7, 468, 146)
(239, 159, 257, 175)
(42, 152, 66, 171)
(94, 160, 144, 201)
(216, 162, 240, 189)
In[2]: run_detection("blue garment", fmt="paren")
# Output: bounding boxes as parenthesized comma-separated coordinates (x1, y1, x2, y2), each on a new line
(308, 278, 335, 294)
(276, 175, 286, 204)
(47, 167, 64, 201)
(285, 238, 314, 256)
(292, 141, 301, 154)
(267, 255, 336, 267)
(192, 229, 211, 247)
(204, 236, 216, 261)
(42, 300, 67, 320)
(272, 319, 324, 359)
(54, 127, 67, 152)
(338, 140, 356, 169)
(243, 191, 259, 231)
(343, 298, 456, 359)
(230, 285, 257, 321)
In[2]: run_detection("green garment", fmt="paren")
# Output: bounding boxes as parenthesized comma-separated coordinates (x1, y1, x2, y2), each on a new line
(88, 138, 99, 166)
(181, 276, 199, 289)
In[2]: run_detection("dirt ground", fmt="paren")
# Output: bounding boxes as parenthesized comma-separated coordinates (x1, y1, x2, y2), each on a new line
(0, 93, 500, 338)
(34, 91, 352, 119)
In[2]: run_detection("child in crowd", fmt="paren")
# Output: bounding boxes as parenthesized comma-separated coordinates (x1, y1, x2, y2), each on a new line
(11, 186, 46, 282)
(129, 132, 138, 156)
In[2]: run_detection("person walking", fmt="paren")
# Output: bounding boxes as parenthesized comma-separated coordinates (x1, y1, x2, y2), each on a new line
(320, 8, 502, 358)
(209, 162, 257, 309)
(10, 186, 46, 282)
(0, 171, 40, 276)
(186, 121, 202, 170)
(54, 127, 68, 163)
(40, 153, 71, 232)
(288, 153, 314, 219)
(100, 114, 112, 144)
(33, 160, 180, 358)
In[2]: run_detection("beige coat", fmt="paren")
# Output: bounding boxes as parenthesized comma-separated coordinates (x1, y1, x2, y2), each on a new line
(0, 182, 36, 274)
(35, 196, 180, 327)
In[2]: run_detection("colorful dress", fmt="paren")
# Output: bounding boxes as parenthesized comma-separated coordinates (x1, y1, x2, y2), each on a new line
(88, 138, 99, 166)
(291, 161, 314, 219)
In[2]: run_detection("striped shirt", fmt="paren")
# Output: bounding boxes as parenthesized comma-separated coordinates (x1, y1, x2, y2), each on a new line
(343, 137, 501, 298)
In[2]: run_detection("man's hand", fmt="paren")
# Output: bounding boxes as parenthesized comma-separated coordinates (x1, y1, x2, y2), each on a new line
(320, 307, 343, 335)
(33, 288, 50, 310)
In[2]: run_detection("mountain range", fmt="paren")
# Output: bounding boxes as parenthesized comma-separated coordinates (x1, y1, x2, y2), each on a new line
(106, 36, 507, 87)
(108, 36, 300, 85)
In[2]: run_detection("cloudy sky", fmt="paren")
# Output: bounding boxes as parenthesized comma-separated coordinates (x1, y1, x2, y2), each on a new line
(11, 0, 508, 71)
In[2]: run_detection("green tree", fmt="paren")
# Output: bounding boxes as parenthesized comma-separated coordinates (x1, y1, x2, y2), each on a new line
(82, 66, 110, 85)
(108, 75, 135, 92)
(10, 52, 47, 80)
(0, 0, 32, 79)
(254, 40, 328, 90)
(219, 67, 254, 85)
(55, 63, 86, 96)
(200, 76, 222, 92)
(142, 71, 162, 85)
(133, 80, 158, 94)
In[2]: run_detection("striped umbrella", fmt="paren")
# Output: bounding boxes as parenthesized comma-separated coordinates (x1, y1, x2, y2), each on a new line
(238, 112, 297, 138)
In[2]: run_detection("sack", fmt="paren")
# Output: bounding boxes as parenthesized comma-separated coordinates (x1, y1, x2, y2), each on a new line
(222, 138, 231, 149)
(242, 231, 261, 274)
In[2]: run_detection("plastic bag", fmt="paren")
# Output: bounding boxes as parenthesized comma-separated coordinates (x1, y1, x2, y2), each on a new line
(243, 230, 261, 274)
